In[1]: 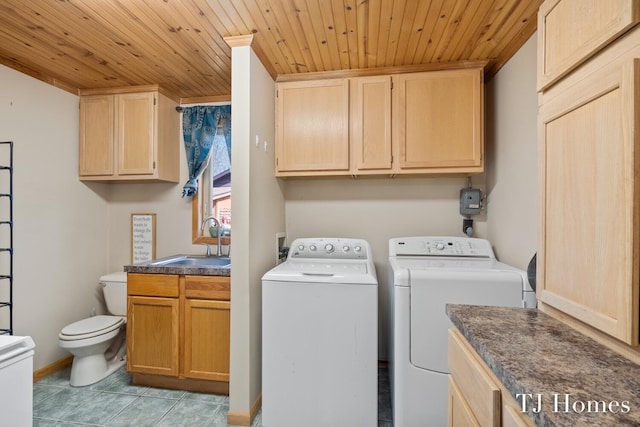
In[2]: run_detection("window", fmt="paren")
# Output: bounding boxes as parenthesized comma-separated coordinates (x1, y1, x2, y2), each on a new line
(188, 103, 231, 251)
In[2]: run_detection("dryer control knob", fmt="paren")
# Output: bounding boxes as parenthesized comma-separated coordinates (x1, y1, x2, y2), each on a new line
(309, 245, 317, 251)
(297, 245, 305, 251)
(342, 245, 350, 252)
(354, 246, 362, 252)
(436, 243, 445, 250)
(324, 243, 335, 253)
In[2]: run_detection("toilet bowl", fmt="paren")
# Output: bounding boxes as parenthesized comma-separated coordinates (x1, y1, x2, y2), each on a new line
(58, 271, 128, 387)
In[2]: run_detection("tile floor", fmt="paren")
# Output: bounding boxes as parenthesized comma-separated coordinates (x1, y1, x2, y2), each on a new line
(34, 365, 393, 426)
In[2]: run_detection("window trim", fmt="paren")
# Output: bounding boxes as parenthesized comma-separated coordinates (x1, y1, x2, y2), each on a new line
(191, 179, 231, 247)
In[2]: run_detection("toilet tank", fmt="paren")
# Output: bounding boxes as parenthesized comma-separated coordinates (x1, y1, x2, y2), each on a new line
(100, 272, 128, 316)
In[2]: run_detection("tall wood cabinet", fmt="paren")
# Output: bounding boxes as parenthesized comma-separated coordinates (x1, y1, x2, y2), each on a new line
(127, 273, 231, 390)
(275, 67, 484, 177)
(79, 85, 180, 182)
(537, 0, 640, 346)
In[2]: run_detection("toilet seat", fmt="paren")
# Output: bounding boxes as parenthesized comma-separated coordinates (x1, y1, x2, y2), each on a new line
(59, 315, 125, 341)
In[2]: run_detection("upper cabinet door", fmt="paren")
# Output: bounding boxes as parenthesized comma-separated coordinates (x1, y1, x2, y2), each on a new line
(79, 95, 115, 176)
(538, 59, 640, 345)
(393, 69, 484, 174)
(117, 92, 156, 176)
(537, 0, 640, 91)
(276, 79, 350, 175)
(350, 75, 392, 173)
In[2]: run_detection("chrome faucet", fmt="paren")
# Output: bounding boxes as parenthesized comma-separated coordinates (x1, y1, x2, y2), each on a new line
(200, 216, 221, 256)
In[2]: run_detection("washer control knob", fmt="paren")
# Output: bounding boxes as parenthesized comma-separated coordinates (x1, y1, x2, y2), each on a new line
(324, 243, 335, 253)
(309, 245, 317, 252)
(354, 246, 362, 252)
(297, 245, 305, 251)
(343, 245, 350, 252)
(436, 242, 445, 251)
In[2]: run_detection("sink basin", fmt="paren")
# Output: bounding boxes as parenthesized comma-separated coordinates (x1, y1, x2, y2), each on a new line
(151, 256, 231, 268)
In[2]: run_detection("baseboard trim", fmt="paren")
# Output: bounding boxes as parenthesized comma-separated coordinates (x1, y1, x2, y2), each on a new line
(33, 355, 73, 382)
(227, 393, 262, 426)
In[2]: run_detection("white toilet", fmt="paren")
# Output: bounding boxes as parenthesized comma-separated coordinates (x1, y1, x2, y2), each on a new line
(58, 271, 128, 387)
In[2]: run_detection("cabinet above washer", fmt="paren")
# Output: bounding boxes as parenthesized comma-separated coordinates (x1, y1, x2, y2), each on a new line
(274, 67, 484, 178)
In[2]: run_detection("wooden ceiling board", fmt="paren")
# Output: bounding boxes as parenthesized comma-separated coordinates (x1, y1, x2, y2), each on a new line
(0, 0, 543, 98)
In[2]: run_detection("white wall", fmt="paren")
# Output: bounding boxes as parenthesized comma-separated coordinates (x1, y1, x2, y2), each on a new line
(105, 179, 197, 272)
(484, 34, 538, 270)
(228, 42, 284, 416)
(0, 65, 110, 369)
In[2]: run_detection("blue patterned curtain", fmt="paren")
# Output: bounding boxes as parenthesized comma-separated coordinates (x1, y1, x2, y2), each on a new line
(181, 105, 231, 197)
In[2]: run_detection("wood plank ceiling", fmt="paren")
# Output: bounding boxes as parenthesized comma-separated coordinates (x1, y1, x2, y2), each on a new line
(0, 0, 542, 100)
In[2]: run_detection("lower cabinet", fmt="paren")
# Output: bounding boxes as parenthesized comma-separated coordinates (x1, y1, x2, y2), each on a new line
(183, 275, 231, 382)
(448, 329, 534, 427)
(127, 273, 230, 391)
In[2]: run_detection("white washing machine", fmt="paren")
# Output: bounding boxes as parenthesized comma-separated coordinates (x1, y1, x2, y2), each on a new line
(262, 237, 378, 427)
(388, 236, 536, 427)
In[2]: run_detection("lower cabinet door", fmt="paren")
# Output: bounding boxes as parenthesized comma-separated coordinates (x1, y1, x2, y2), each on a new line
(126, 295, 180, 376)
(183, 298, 231, 381)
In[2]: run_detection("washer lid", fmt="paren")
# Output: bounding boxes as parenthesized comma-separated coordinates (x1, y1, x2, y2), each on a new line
(60, 315, 124, 337)
(262, 260, 377, 284)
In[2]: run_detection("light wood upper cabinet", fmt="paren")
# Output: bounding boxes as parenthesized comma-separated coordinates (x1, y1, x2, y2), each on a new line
(394, 69, 483, 174)
(538, 58, 640, 346)
(275, 68, 484, 177)
(537, 0, 640, 91)
(275, 79, 350, 175)
(350, 75, 393, 173)
(79, 86, 180, 182)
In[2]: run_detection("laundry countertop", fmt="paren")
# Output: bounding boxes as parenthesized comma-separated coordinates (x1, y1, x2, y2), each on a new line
(446, 304, 640, 427)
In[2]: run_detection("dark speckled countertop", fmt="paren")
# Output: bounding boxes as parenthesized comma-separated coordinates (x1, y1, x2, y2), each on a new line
(446, 304, 640, 427)
(124, 255, 231, 277)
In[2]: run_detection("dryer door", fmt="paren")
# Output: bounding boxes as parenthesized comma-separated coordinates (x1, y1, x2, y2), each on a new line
(410, 270, 522, 373)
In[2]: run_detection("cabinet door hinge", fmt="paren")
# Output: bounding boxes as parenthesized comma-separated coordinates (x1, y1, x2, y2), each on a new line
(153, 97, 157, 106)
(153, 161, 156, 169)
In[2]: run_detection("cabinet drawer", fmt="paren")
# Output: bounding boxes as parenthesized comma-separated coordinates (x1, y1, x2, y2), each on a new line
(537, 0, 640, 91)
(127, 273, 179, 297)
(448, 376, 480, 427)
(448, 329, 500, 427)
(185, 275, 230, 300)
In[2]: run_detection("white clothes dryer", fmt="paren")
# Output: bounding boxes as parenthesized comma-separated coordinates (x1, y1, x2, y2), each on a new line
(262, 238, 378, 427)
(388, 236, 535, 427)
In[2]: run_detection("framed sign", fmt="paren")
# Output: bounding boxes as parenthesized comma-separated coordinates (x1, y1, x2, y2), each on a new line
(131, 213, 156, 263)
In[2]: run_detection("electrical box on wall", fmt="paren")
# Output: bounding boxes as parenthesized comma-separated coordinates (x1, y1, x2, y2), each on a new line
(276, 232, 288, 265)
(460, 188, 482, 215)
